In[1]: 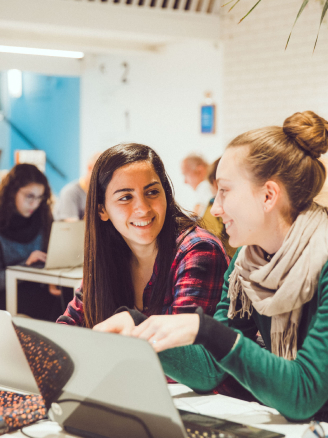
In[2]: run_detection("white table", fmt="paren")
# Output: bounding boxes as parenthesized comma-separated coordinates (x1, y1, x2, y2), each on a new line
(5, 265, 83, 316)
(4, 385, 328, 438)
(169, 384, 328, 438)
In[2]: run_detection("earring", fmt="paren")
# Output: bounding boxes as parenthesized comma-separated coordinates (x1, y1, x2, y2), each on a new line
(264, 206, 267, 212)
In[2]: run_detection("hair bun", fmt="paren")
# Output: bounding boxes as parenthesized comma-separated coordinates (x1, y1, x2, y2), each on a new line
(283, 111, 328, 159)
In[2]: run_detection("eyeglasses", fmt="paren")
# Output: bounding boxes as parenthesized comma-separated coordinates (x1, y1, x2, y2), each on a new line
(302, 422, 328, 438)
(19, 190, 45, 204)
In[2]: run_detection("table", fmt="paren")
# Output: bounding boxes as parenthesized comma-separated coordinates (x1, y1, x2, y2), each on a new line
(169, 384, 328, 438)
(5, 265, 83, 316)
(3, 384, 328, 438)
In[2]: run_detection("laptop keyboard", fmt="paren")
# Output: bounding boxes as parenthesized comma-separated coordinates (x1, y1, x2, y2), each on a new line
(185, 423, 236, 438)
(24, 261, 45, 269)
(180, 410, 284, 438)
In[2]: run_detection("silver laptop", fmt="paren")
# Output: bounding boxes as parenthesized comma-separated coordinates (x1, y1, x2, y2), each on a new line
(0, 311, 39, 394)
(13, 221, 84, 271)
(0, 311, 284, 438)
(44, 221, 84, 269)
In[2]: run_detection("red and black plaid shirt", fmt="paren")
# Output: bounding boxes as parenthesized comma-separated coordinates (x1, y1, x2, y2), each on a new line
(57, 227, 230, 325)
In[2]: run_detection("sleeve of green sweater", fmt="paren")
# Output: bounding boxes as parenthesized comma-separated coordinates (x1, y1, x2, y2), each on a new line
(159, 248, 258, 392)
(216, 261, 328, 421)
(160, 251, 328, 421)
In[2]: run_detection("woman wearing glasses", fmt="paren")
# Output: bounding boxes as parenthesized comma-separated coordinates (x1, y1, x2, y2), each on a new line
(0, 163, 60, 320)
(103, 112, 328, 422)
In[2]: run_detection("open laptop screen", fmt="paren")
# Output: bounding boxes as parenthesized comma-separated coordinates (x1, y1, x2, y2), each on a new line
(8, 315, 284, 438)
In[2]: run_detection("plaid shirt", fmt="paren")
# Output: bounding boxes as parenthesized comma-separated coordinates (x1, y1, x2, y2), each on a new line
(57, 227, 230, 326)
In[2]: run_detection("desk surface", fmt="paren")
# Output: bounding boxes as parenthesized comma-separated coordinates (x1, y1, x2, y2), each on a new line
(4, 384, 328, 438)
(7, 265, 83, 279)
(5, 265, 82, 316)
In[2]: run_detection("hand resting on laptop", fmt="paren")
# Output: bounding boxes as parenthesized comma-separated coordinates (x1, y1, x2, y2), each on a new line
(93, 311, 135, 336)
(25, 250, 47, 266)
(23, 252, 63, 297)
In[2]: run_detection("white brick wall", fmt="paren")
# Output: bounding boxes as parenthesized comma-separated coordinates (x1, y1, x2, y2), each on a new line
(220, 0, 328, 146)
(80, 42, 223, 210)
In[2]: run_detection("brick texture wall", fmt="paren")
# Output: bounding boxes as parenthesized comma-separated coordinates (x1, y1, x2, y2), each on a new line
(220, 0, 328, 146)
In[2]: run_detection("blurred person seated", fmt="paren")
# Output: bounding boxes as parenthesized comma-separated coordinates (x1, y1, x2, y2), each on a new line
(203, 158, 237, 259)
(54, 152, 100, 221)
(0, 164, 63, 321)
(181, 153, 213, 216)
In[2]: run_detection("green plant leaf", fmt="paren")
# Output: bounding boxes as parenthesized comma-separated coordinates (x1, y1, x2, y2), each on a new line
(285, 0, 310, 49)
(222, 0, 235, 7)
(313, 0, 328, 52)
(238, 0, 262, 24)
(229, 0, 241, 12)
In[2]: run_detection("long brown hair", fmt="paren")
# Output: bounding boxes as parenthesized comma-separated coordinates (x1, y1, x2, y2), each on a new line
(0, 163, 53, 249)
(83, 143, 199, 328)
(227, 111, 328, 221)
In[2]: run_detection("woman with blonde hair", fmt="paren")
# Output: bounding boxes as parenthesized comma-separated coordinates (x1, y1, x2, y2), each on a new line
(103, 112, 328, 421)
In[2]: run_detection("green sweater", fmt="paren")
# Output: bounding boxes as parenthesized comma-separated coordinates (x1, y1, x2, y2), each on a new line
(159, 248, 328, 421)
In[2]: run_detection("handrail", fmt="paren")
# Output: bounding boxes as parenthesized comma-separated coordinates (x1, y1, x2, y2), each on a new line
(1, 114, 67, 180)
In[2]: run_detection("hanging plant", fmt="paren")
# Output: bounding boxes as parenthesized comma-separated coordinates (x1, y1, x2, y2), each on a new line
(223, 0, 328, 50)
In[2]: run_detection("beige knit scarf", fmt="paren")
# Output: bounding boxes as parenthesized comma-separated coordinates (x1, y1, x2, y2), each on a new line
(228, 203, 328, 360)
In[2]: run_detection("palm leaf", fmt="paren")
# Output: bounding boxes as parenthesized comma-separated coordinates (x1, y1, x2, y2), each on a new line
(221, 0, 235, 7)
(229, 0, 241, 12)
(285, 0, 310, 49)
(238, 0, 263, 24)
(313, 0, 328, 52)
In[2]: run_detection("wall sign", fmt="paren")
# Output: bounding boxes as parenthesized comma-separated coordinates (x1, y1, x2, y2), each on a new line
(201, 104, 216, 134)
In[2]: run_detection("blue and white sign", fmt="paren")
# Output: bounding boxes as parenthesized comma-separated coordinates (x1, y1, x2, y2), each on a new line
(201, 105, 215, 134)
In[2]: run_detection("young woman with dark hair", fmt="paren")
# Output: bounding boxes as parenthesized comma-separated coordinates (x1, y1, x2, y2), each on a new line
(57, 143, 229, 328)
(105, 112, 328, 421)
(0, 163, 61, 320)
(0, 163, 52, 247)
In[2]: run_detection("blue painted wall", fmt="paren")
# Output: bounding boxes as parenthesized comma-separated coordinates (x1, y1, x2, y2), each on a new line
(0, 72, 11, 171)
(8, 72, 80, 195)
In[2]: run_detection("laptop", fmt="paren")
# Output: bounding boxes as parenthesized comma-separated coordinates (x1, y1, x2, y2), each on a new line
(0, 311, 284, 438)
(15, 221, 84, 271)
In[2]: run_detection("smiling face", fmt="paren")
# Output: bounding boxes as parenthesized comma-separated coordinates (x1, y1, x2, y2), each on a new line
(211, 147, 267, 248)
(15, 183, 45, 218)
(98, 161, 167, 253)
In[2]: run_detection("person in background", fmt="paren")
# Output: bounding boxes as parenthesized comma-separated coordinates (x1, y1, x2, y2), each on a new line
(202, 157, 236, 259)
(54, 152, 101, 221)
(0, 164, 62, 320)
(57, 143, 229, 329)
(127, 111, 328, 422)
(181, 154, 213, 217)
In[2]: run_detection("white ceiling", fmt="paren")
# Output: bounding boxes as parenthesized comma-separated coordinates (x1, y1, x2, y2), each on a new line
(0, 0, 220, 54)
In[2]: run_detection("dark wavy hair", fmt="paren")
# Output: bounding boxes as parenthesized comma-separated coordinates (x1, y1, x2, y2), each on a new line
(83, 143, 199, 328)
(0, 164, 53, 249)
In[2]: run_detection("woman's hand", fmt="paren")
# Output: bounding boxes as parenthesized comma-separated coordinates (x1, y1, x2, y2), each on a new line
(131, 314, 200, 353)
(93, 311, 135, 336)
(25, 250, 47, 266)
